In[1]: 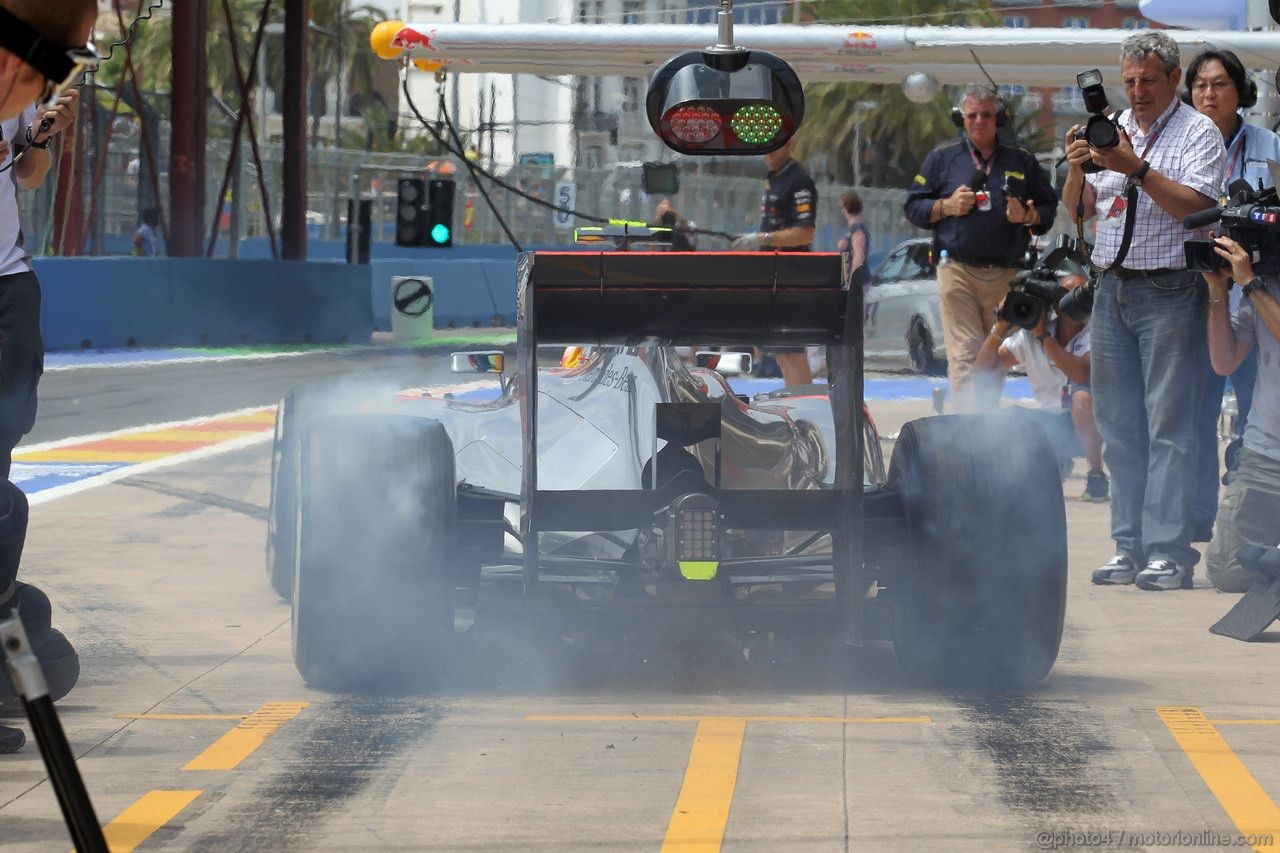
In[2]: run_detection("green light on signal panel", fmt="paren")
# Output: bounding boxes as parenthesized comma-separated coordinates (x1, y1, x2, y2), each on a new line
(430, 223, 451, 244)
(730, 103, 782, 145)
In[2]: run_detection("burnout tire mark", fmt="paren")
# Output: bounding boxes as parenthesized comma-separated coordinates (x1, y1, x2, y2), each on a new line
(950, 696, 1123, 824)
(188, 697, 443, 852)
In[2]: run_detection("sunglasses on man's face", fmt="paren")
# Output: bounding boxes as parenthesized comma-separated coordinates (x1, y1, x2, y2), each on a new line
(0, 5, 99, 104)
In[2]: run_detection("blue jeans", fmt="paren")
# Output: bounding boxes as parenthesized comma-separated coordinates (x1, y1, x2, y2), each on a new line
(1092, 271, 1206, 567)
(1195, 348, 1258, 529)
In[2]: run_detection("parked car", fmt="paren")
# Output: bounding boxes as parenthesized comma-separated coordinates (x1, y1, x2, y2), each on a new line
(864, 238, 945, 375)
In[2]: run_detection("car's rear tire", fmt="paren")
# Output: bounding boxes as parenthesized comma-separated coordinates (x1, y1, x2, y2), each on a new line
(266, 383, 328, 601)
(906, 318, 945, 377)
(292, 414, 457, 691)
(888, 413, 1067, 688)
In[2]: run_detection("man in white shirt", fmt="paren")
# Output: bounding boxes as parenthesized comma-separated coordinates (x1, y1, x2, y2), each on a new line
(1060, 31, 1226, 591)
(975, 269, 1108, 502)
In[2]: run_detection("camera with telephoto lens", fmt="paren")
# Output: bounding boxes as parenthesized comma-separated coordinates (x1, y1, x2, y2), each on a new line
(1072, 69, 1121, 174)
(1183, 180, 1280, 276)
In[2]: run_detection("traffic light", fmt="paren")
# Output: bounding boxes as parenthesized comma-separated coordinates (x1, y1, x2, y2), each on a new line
(395, 177, 427, 246)
(426, 178, 455, 248)
(395, 177, 455, 248)
(646, 49, 804, 156)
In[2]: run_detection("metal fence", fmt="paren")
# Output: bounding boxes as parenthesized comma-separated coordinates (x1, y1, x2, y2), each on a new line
(19, 138, 921, 262)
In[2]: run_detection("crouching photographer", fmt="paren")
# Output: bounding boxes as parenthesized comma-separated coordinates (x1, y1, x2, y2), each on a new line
(1200, 235, 1280, 593)
(975, 263, 1108, 502)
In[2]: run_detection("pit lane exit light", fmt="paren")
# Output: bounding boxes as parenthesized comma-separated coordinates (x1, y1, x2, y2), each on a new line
(646, 49, 804, 155)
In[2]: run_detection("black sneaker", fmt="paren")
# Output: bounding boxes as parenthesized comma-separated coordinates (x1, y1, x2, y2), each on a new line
(1193, 521, 1214, 543)
(1081, 471, 1109, 503)
(1092, 554, 1137, 585)
(0, 724, 24, 754)
(1136, 558, 1194, 591)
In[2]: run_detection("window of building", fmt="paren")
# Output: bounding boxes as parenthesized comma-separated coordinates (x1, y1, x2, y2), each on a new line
(1122, 17, 1148, 28)
(1063, 16, 1088, 28)
(623, 77, 641, 113)
(1004, 16, 1028, 27)
(622, 0, 644, 24)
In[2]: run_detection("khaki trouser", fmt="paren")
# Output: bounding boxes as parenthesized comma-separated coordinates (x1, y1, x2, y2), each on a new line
(937, 259, 1020, 412)
(1206, 445, 1280, 593)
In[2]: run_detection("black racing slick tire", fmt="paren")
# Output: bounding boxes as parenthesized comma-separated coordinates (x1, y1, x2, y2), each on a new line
(292, 414, 457, 691)
(888, 413, 1067, 688)
(906, 318, 945, 377)
(267, 383, 334, 601)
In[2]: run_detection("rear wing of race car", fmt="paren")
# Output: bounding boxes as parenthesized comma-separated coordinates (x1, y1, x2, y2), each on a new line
(516, 251, 866, 641)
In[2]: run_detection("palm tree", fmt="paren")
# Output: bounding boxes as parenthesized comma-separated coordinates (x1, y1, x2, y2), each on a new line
(792, 0, 1009, 188)
(99, 0, 387, 140)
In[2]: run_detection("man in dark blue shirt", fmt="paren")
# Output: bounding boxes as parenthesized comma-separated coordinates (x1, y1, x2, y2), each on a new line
(732, 137, 819, 385)
(904, 84, 1058, 411)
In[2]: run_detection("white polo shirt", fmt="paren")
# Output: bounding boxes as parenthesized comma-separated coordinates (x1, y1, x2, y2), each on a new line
(1004, 323, 1091, 411)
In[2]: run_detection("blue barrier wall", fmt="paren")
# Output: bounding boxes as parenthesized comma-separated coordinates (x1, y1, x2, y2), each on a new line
(36, 258, 374, 350)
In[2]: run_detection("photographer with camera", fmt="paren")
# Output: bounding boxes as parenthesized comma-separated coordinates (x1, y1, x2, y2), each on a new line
(0, 0, 98, 754)
(975, 264, 1108, 502)
(1187, 49, 1279, 543)
(905, 84, 1058, 413)
(1061, 32, 1226, 591)
(1200, 235, 1280, 593)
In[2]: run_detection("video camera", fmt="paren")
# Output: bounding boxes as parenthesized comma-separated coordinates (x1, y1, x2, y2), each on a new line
(998, 236, 1089, 329)
(1072, 70, 1121, 175)
(1183, 179, 1280, 277)
(998, 234, 1090, 326)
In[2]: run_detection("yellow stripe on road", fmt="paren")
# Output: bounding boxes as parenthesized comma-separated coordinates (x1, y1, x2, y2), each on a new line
(116, 714, 247, 721)
(661, 718, 746, 853)
(100, 790, 201, 853)
(18, 450, 173, 463)
(183, 702, 308, 771)
(1158, 707, 1280, 851)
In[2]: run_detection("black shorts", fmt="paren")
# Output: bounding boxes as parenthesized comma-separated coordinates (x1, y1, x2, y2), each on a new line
(0, 270, 44, 478)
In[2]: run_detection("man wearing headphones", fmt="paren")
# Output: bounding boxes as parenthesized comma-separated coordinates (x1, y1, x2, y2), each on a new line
(1186, 49, 1280, 543)
(905, 84, 1058, 412)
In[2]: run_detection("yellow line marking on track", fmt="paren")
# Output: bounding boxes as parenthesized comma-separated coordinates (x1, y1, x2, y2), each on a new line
(1158, 707, 1280, 850)
(530, 714, 930, 852)
(183, 702, 308, 771)
(99, 789, 202, 853)
(661, 718, 746, 853)
(527, 715, 931, 724)
(116, 714, 248, 721)
(17, 449, 171, 463)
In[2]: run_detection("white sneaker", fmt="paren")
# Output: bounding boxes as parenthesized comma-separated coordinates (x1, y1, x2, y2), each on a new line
(1135, 558, 1194, 591)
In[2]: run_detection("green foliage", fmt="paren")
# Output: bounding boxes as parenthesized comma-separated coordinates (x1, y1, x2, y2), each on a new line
(96, 1, 396, 144)
(790, 0, 1061, 188)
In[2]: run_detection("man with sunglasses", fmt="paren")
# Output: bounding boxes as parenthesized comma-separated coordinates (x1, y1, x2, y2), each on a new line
(904, 84, 1058, 412)
(0, 0, 97, 755)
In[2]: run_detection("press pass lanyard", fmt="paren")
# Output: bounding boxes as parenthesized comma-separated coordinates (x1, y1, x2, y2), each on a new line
(1224, 120, 1247, 194)
(1076, 102, 1181, 272)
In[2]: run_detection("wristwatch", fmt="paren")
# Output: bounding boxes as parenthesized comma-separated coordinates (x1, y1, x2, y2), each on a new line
(1129, 159, 1151, 188)
(761, 232, 771, 248)
(1036, 331, 1051, 345)
(1241, 276, 1266, 299)
(24, 125, 50, 150)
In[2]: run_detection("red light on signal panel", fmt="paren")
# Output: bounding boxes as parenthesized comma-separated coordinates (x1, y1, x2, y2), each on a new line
(667, 104, 723, 144)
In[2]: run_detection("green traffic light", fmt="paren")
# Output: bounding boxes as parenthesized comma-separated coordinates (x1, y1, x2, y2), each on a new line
(430, 223, 451, 244)
(730, 103, 782, 145)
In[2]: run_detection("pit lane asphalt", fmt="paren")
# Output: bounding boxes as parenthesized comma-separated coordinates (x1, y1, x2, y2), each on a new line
(2, 351, 1279, 852)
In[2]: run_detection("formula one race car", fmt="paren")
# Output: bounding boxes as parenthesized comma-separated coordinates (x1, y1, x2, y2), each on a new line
(266, 249, 1067, 689)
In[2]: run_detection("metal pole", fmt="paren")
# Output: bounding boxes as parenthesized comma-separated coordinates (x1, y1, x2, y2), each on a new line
(169, 0, 207, 257)
(334, 0, 345, 148)
(282, 0, 309, 260)
(228, 142, 242, 258)
(1, 616, 107, 853)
